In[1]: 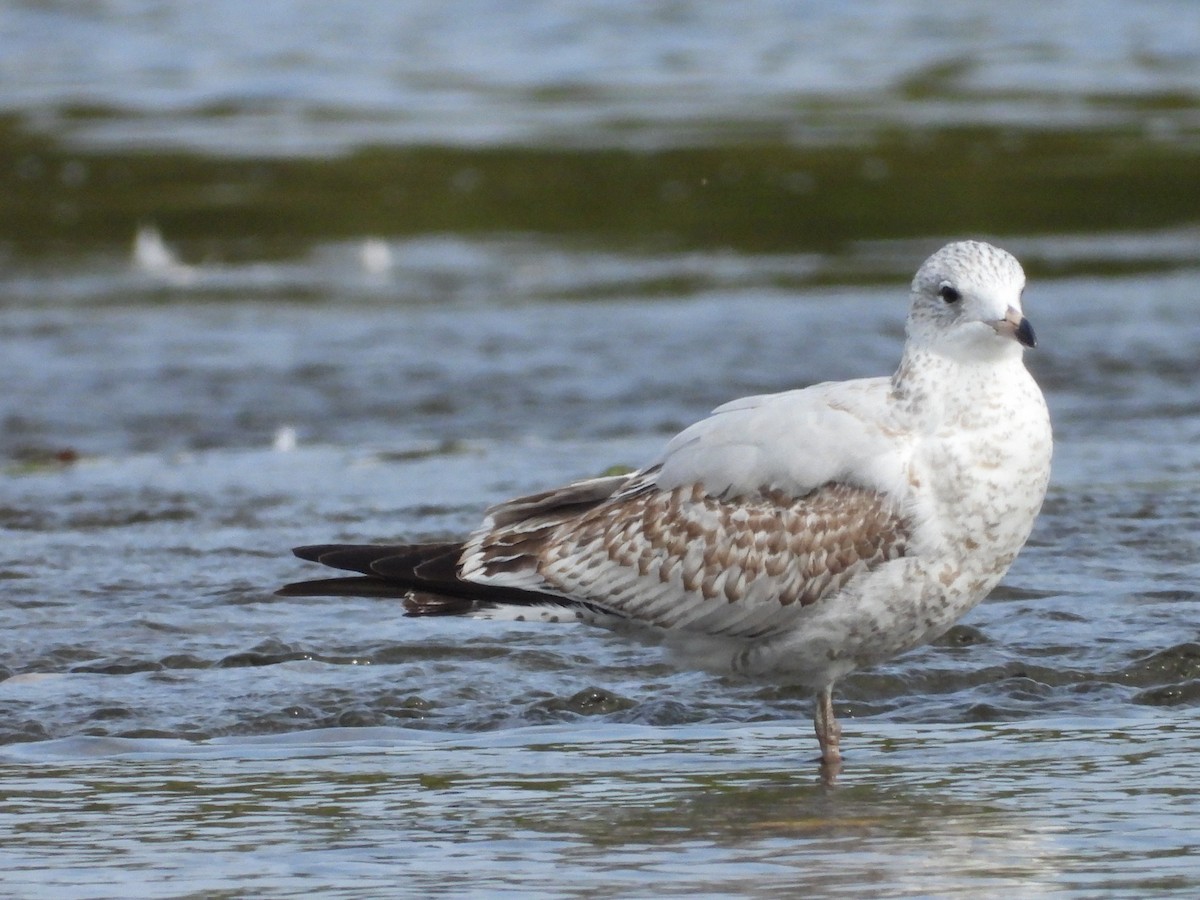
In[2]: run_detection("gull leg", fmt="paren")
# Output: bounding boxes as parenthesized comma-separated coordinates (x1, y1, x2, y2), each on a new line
(814, 685, 843, 767)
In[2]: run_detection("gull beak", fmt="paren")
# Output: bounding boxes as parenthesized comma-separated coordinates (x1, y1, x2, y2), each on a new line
(992, 307, 1037, 349)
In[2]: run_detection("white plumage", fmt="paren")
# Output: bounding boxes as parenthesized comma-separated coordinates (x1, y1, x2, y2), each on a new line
(283, 240, 1053, 771)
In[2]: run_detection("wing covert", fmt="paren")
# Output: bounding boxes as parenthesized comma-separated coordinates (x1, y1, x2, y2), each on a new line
(462, 480, 910, 639)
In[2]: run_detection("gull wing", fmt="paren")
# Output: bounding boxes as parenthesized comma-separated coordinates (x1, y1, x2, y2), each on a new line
(460, 377, 913, 638)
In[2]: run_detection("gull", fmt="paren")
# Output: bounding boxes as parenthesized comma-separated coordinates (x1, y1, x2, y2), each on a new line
(280, 240, 1053, 770)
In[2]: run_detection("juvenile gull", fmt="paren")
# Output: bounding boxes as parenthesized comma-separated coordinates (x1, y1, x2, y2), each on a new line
(281, 240, 1053, 769)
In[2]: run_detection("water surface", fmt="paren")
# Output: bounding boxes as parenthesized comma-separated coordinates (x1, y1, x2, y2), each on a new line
(2, 1, 1200, 896)
(2, 719, 1198, 898)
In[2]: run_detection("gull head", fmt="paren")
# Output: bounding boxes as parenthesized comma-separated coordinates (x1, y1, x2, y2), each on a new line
(906, 241, 1035, 360)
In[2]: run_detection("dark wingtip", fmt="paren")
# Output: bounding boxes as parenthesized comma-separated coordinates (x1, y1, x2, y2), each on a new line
(292, 544, 340, 562)
(276, 576, 411, 598)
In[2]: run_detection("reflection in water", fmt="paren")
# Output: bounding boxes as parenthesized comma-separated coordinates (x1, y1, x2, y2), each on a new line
(1, 719, 1196, 896)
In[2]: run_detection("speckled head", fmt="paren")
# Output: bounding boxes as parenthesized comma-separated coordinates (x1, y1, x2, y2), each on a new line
(906, 241, 1034, 358)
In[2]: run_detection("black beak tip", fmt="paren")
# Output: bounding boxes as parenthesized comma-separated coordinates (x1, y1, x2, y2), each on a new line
(1016, 317, 1037, 349)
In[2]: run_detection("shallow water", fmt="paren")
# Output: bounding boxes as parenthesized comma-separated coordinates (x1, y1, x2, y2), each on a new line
(4, 256, 1200, 894)
(3, 1, 1200, 896)
(2, 719, 1198, 898)
(5, 0, 1198, 153)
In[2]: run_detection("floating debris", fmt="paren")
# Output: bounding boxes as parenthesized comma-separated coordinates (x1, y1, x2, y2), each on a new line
(132, 224, 196, 286)
(359, 238, 393, 276)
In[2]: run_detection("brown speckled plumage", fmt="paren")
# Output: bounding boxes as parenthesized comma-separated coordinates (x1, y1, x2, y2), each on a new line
(464, 482, 908, 636)
(280, 240, 1053, 774)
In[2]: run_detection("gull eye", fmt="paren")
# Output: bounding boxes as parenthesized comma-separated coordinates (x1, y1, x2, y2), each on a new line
(938, 283, 962, 304)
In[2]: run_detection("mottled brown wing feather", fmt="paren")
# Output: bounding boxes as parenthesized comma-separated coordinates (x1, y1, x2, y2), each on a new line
(464, 482, 909, 637)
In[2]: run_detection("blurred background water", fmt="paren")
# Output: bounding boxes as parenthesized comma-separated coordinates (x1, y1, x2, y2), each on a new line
(1, 1, 1199, 897)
